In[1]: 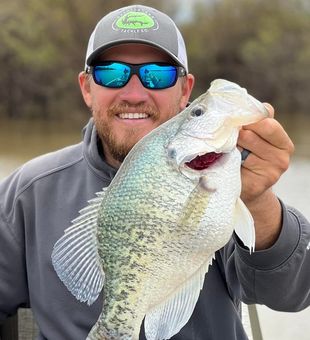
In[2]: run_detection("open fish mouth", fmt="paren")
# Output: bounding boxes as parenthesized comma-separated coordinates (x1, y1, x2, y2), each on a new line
(185, 152, 223, 170)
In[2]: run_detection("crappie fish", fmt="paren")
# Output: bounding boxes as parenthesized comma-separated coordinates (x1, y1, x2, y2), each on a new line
(52, 79, 269, 340)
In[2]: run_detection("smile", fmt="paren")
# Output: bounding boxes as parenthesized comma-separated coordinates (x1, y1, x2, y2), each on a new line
(117, 113, 150, 119)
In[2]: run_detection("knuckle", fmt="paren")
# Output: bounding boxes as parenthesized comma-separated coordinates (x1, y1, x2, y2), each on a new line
(269, 169, 281, 185)
(287, 140, 295, 155)
(279, 156, 290, 172)
(264, 118, 278, 136)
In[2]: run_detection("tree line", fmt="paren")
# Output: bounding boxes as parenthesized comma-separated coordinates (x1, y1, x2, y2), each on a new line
(0, 0, 309, 120)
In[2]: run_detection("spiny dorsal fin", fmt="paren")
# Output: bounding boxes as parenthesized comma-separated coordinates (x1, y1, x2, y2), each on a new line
(51, 190, 107, 305)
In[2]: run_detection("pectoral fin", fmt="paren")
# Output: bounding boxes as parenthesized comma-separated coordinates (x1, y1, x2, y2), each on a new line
(51, 189, 107, 305)
(144, 257, 214, 340)
(234, 198, 255, 253)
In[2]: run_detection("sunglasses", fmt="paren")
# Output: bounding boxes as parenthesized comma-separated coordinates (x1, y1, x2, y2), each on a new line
(86, 61, 186, 90)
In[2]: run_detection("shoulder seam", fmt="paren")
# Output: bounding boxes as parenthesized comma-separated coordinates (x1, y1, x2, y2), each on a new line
(0, 156, 83, 248)
(15, 155, 84, 202)
(0, 203, 23, 248)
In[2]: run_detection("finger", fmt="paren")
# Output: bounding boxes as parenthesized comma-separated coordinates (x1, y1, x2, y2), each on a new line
(240, 118, 294, 153)
(240, 162, 280, 202)
(238, 132, 292, 203)
(239, 133, 280, 164)
(238, 127, 293, 173)
(263, 102, 275, 118)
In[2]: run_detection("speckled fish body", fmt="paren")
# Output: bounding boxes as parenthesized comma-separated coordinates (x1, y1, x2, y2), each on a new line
(52, 79, 269, 340)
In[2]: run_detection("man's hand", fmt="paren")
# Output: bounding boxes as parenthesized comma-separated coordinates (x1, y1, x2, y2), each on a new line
(237, 103, 295, 250)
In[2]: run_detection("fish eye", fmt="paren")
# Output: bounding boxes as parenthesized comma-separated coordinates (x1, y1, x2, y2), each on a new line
(191, 106, 205, 117)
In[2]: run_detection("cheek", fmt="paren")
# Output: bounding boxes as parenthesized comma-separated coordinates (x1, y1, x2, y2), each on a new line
(157, 90, 184, 117)
(158, 86, 181, 104)
(90, 88, 113, 112)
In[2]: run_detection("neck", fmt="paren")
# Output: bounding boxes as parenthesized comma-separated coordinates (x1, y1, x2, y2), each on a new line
(101, 144, 122, 169)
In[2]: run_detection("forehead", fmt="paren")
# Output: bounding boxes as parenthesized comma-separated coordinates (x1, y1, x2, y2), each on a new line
(97, 43, 175, 64)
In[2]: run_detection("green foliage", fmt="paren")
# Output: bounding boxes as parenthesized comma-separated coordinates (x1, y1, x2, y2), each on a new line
(184, 0, 310, 114)
(0, 0, 309, 119)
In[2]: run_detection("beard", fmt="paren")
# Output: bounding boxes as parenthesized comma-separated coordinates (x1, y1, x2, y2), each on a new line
(93, 103, 161, 164)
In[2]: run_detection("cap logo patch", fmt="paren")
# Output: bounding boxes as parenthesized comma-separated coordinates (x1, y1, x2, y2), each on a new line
(113, 9, 159, 33)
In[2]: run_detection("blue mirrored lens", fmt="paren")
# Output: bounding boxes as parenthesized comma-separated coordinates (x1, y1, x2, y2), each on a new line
(139, 64, 177, 89)
(93, 62, 131, 88)
(92, 62, 180, 89)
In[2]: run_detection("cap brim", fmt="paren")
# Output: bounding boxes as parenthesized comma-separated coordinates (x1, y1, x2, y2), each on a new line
(86, 40, 186, 71)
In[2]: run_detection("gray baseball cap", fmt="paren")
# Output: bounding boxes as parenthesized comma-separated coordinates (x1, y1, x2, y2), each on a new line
(85, 5, 188, 72)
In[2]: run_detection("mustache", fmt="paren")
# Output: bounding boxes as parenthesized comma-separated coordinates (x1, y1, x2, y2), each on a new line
(107, 103, 160, 119)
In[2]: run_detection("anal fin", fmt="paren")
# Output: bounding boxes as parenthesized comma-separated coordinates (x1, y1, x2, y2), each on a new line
(144, 257, 214, 340)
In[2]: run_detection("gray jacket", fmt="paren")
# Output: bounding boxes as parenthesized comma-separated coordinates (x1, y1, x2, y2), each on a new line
(1, 119, 310, 340)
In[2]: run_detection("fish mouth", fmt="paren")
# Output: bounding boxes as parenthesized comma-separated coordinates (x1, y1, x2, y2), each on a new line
(184, 152, 223, 171)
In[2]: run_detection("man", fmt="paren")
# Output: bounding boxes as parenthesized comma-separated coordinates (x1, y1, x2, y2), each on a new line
(0, 4, 309, 340)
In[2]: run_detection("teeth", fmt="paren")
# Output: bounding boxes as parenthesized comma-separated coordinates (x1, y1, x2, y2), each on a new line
(118, 113, 149, 119)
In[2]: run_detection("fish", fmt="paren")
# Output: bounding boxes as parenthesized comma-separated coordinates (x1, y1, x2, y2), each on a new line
(51, 79, 269, 340)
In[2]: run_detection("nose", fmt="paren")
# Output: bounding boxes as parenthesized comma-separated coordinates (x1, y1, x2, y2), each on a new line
(118, 74, 149, 104)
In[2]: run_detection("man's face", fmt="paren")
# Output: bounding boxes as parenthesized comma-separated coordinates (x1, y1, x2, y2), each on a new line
(79, 43, 194, 168)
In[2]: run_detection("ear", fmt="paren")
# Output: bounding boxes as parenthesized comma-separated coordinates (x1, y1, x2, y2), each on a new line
(179, 74, 195, 111)
(78, 71, 92, 108)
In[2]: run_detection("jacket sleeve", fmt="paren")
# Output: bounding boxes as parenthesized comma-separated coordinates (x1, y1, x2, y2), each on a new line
(0, 171, 30, 323)
(224, 201, 310, 312)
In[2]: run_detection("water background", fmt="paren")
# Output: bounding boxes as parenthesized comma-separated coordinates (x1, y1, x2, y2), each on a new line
(0, 115, 309, 339)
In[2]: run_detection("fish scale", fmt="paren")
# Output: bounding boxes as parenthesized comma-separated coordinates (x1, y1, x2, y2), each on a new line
(52, 79, 269, 340)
